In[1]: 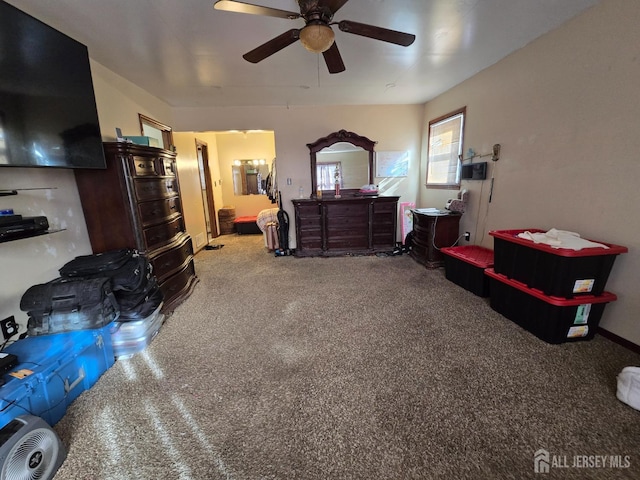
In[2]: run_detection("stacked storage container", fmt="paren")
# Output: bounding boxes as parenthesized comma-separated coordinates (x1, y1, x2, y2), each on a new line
(441, 245, 494, 297)
(486, 229, 628, 344)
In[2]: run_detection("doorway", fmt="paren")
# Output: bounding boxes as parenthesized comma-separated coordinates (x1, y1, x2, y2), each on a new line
(196, 140, 218, 243)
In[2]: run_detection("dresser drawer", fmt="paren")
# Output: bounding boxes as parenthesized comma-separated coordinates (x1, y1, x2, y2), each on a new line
(143, 216, 184, 250)
(160, 158, 177, 176)
(296, 203, 322, 216)
(299, 235, 323, 249)
(138, 197, 182, 227)
(134, 177, 179, 201)
(130, 156, 158, 176)
(159, 259, 197, 310)
(373, 201, 397, 214)
(325, 202, 369, 217)
(150, 236, 194, 282)
(372, 231, 395, 248)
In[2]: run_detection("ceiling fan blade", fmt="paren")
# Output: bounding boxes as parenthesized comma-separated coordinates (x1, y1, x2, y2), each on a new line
(323, 0, 350, 15)
(243, 29, 301, 63)
(322, 42, 346, 74)
(214, 0, 300, 20)
(338, 20, 415, 47)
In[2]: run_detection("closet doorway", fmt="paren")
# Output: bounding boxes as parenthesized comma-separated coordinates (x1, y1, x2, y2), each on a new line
(196, 139, 218, 242)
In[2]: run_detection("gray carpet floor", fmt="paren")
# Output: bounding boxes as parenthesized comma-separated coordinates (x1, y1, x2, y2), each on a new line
(53, 233, 640, 479)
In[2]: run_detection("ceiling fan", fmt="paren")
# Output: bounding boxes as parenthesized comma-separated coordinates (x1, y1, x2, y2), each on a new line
(213, 0, 416, 74)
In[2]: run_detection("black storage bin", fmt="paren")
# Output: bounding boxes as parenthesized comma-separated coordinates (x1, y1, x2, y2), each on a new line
(489, 229, 627, 298)
(485, 268, 617, 344)
(441, 245, 494, 297)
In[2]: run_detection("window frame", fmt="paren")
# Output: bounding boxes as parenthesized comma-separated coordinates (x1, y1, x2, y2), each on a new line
(425, 107, 466, 189)
(316, 161, 343, 190)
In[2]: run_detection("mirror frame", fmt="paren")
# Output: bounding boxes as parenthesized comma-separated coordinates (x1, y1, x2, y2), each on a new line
(139, 113, 174, 151)
(308, 130, 376, 198)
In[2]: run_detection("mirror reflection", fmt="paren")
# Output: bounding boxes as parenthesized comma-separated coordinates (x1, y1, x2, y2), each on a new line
(232, 159, 269, 196)
(316, 142, 369, 190)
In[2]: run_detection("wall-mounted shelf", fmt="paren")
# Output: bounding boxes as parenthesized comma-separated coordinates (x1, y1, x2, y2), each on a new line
(0, 229, 66, 244)
(0, 187, 57, 197)
(0, 187, 62, 243)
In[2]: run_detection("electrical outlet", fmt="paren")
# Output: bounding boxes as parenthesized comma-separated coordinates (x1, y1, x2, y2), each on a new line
(0, 316, 18, 340)
(464, 232, 471, 241)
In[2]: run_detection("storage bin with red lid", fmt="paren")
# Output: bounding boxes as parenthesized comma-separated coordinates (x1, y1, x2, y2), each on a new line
(489, 229, 627, 298)
(441, 245, 494, 297)
(485, 268, 617, 344)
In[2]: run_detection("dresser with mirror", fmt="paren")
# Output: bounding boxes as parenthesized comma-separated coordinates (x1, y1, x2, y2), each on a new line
(292, 130, 399, 257)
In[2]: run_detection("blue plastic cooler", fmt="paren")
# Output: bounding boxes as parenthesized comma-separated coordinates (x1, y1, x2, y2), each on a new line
(1, 324, 115, 428)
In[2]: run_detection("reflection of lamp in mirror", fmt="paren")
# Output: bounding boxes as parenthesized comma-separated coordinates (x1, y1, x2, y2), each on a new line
(334, 164, 341, 198)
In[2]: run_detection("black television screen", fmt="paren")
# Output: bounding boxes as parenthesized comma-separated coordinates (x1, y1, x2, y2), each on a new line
(0, 1, 105, 169)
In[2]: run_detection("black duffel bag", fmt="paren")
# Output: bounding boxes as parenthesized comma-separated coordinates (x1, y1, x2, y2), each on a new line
(20, 277, 120, 336)
(59, 249, 153, 292)
(116, 283, 164, 321)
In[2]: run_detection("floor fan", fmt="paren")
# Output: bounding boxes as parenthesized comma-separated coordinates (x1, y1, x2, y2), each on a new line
(0, 416, 66, 480)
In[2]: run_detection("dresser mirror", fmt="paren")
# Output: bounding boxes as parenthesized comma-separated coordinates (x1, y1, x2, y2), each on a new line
(308, 130, 375, 198)
(232, 159, 269, 195)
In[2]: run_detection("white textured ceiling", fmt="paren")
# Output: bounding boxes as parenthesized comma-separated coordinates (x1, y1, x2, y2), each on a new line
(6, 0, 599, 108)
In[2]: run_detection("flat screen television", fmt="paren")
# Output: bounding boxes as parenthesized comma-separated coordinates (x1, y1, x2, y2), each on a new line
(0, 1, 105, 169)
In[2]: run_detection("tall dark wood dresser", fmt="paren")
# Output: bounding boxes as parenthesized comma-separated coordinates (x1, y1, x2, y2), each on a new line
(75, 142, 197, 312)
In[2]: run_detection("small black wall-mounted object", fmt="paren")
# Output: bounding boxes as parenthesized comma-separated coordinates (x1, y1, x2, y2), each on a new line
(461, 162, 487, 180)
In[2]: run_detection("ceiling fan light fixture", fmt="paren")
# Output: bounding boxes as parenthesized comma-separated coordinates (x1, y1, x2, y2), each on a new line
(299, 24, 335, 53)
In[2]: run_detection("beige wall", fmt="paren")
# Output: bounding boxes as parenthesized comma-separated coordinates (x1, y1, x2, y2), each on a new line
(0, 168, 93, 331)
(215, 132, 277, 218)
(172, 105, 425, 245)
(421, 0, 640, 344)
(0, 60, 174, 331)
(3, 0, 637, 345)
(90, 60, 174, 141)
(173, 131, 276, 246)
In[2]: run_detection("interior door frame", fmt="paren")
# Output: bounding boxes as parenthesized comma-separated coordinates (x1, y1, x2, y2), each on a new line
(196, 139, 218, 240)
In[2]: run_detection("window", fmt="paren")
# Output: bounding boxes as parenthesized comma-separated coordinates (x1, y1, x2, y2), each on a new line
(317, 162, 343, 190)
(426, 107, 465, 188)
